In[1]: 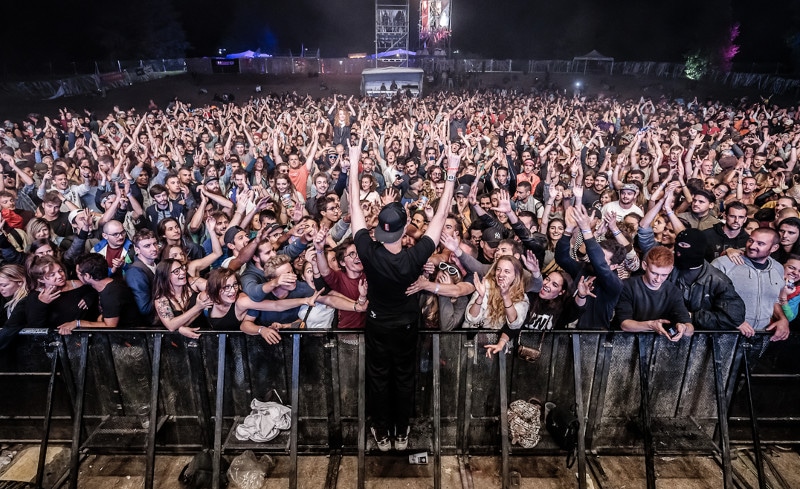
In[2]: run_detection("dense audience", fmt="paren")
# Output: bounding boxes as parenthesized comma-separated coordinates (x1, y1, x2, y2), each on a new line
(0, 89, 798, 351)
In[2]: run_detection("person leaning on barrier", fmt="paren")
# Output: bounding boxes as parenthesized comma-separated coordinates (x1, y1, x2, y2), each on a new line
(639, 194, 746, 332)
(57, 253, 144, 334)
(125, 228, 160, 322)
(0, 264, 31, 350)
(711, 227, 791, 342)
(239, 254, 365, 343)
(614, 246, 694, 341)
(26, 255, 99, 331)
(153, 258, 214, 339)
(205, 267, 319, 334)
(556, 205, 626, 330)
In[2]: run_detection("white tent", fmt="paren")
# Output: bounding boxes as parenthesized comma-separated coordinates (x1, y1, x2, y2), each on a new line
(572, 50, 614, 74)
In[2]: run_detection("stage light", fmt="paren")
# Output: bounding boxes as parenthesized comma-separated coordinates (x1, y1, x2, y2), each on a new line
(575, 81, 581, 88)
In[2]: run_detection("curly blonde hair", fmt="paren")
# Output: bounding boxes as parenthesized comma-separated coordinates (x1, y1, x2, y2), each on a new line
(484, 256, 528, 326)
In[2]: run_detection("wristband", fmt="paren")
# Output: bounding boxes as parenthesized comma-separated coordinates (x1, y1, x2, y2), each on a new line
(434, 284, 440, 295)
(612, 230, 621, 237)
(76, 319, 81, 329)
(580, 228, 591, 234)
(353, 302, 357, 311)
(666, 211, 674, 216)
(257, 326, 263, 336)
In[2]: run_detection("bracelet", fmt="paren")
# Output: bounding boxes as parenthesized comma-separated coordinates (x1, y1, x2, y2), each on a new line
(353, 302, 357, 311)
(257, 326, 264, 336)
(358, 297, 366, 304)
(504, 303, 513, 309)
(76, 319, 81, 329)
(475, 299, 483, 306)
(612, 230, 621, 236)
(576, 294, 587, 300)
(666, 211, 674, 216)
(434, 284, 440, 295)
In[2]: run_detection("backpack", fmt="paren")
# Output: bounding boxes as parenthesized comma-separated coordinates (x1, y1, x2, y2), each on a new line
(178, 449, 229, 489)
(507, 398, 542, 448)
(546, 403, 580, 467)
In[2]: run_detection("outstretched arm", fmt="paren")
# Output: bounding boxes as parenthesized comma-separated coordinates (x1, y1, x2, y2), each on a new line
(424, 152, 460, 242)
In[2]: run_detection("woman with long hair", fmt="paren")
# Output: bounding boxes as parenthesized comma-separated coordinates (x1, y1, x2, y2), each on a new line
(485, 271, 579, 356)
(464, 256, 530, 357)
(0, 265, 32, 350)
(153, 258, 214, 339)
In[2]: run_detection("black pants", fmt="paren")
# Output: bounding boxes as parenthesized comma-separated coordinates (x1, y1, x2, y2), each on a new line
(365, 321, 417, 434)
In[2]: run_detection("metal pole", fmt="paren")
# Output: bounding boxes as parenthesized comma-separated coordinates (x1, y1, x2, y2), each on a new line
(498, 351, 509, 489)
(636, 335, 656, 489)
(572, 334, 587, 489)
(145, 334, 163, 489)
(742, 342, 767, 489)
(357, 334, 366, 489)
(211, 334, 226, 489)
(289, 334, 301, 489)
(68, 336, 90, 489)
(711, 335, 733, 489)
(35, 344, 59, 488)
(432, 333, 441, 489)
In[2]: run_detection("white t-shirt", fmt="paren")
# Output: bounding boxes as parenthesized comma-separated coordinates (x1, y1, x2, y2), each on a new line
(601, 201, 644, 221)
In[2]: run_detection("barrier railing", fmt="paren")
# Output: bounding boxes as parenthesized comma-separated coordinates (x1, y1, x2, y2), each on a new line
(0, 327, 793, 489)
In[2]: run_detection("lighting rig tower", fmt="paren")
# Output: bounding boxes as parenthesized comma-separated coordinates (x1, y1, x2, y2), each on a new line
(375, 0, 410, 67)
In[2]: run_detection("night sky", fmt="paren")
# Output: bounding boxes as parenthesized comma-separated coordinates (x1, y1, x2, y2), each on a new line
(2, 0, 797, 75)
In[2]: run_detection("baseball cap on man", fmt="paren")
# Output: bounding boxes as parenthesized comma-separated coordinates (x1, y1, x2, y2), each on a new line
(456, 184, 471, 197)
(482, 226, 503, 248)
(224, 226, 245, 248)
(620, 183, 639, 195)
(374, 202, 406, 243)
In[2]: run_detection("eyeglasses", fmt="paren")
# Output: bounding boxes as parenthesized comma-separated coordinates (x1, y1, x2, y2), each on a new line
(222, 283, 240, 292)
(105, 231, 127, 238)
(325, 206, 341, 212)
(171, 265, 187, 276)
(439, 262, 459, 276)
(344, 251, 358, 260)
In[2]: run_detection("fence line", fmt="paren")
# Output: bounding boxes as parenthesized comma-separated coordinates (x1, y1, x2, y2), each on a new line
(1, 56, 798, 102)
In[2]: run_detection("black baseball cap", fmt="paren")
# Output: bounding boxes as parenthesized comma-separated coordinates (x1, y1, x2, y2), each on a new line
(374, 203, 406, 243)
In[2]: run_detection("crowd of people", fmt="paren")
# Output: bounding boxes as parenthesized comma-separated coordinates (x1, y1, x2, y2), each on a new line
(0, 87, 798, 447)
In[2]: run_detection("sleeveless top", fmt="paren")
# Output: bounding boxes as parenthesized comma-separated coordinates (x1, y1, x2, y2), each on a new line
(165, 292, 209, 330)
(207, 303, 241, 331)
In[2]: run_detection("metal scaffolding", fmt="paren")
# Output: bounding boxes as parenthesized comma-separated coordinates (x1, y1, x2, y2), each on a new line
(375, 0, 410, 67)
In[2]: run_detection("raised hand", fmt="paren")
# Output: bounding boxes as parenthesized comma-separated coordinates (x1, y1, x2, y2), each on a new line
(492, 189, 513, 214)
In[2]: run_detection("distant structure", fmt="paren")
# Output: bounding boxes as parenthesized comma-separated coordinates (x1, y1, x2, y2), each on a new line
(418, 0, 451, 57)
(375, 0, 410, 67)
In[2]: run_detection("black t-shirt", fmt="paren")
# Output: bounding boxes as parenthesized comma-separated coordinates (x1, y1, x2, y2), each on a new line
(354, 228, 435, 327)
(99, 279, 144, 328)
(613, 277, 691, 329)
(46, 212, 73, 238)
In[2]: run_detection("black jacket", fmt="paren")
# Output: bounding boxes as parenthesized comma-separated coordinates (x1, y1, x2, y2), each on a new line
(670, 262, 746, 331)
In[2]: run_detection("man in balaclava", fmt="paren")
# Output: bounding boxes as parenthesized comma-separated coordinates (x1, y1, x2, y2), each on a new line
(670, 229, 746, 331)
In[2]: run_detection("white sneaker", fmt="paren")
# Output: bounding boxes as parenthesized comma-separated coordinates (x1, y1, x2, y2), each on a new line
(394, 426, 410, 451)
(371, 427, 391, 452)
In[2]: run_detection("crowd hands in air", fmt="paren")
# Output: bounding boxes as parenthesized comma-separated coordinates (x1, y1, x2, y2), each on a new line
(0, 87, 798, 354)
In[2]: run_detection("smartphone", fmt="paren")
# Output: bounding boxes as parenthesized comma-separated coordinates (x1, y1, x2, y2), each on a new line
(118, 181, 125, 189)
(666, 326, 679, 339)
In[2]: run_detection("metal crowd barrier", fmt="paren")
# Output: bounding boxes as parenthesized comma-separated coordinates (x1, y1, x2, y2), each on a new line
(0, 327, 792, 489)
